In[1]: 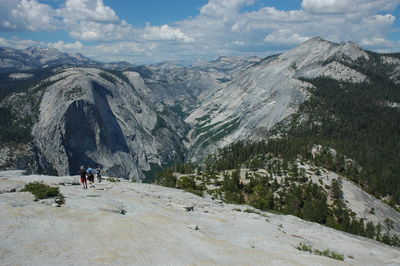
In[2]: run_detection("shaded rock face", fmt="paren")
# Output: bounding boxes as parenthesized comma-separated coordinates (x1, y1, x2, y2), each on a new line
(31, 68, 187, 180)
(63, 97, 129, 173)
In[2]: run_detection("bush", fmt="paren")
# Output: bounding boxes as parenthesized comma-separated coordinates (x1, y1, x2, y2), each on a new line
(296, 242, 344, 261)
(184, 188, 204, 197)
(177, 176, 205, 197)
(177, 176, 197, 190)
(22, 182, 64, 204)
(108, 177, 120, 182)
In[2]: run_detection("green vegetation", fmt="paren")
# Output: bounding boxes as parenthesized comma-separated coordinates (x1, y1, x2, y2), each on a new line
(174, 163, 195, 174)
(203, 144, 400, 247)
(99, 71, 117, 84)
(143, 163, 164, 183)
(64, 86, 84, 100)
(151, 114, 168, 134)
(169, 104, 189, 118)
(153, 59, 400, 244)
(155, 168, 176, 188)
(22, 182, 64, 204)
(155, 164, 206, 196)
(195, 117, 241, 148)
(107, 177, 120, 182)
(296, 243, 344, 261)
(177, 176, 205, 196)
(0, 107, 34, 144)
(0, 68, 56, 101)
(206, 74, 400, 207)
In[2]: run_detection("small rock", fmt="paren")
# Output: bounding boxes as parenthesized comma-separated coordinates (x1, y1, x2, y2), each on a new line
(184, 206, 195, 212)
(51, 203, 61, 207)
(187, 224, 199, 231)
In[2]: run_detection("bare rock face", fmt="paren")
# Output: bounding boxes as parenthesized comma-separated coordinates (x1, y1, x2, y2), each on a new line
(32, 68, 187, 180)
(185, 38, 371, 160)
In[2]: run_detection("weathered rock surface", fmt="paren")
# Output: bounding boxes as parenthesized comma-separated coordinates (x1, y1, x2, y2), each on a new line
(185, 38, 372, 160)
(32, 68, 188, 180)
(0, 170, 399, 265)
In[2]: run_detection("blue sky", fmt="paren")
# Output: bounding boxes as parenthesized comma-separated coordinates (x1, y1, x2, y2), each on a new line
(0, 0, 399, 64)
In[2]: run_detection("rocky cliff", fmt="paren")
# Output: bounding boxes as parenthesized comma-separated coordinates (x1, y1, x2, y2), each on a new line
(30, 67, 188, 180)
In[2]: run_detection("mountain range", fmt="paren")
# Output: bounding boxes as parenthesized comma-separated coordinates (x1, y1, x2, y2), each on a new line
(0, 37, 399, 183)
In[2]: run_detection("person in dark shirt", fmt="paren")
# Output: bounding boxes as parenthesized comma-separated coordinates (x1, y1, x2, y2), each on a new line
(79, 166, 87, 189)
(86, 165, 95, 188)
(96, 166, 102, 183)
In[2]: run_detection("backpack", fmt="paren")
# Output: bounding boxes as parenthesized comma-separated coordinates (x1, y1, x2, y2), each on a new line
(87, 168, 94, 175)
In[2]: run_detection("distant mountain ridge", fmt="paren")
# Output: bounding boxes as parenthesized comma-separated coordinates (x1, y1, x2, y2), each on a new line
(0, 46, 134, 72)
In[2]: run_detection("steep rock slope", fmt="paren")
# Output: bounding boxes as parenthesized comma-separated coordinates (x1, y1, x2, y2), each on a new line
(1, 170, 399, 265)
(185, 38, 371, 160)
(32, 68, 188, 180)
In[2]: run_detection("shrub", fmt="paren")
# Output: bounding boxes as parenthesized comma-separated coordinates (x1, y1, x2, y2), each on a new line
(55, 193, 65, 205)
(177, 176, 205, 197)
(108, 177, 120, 182)
(184, 188, 204, 197)
(296, 242, 344, 261)
(22, 182, 65, 204)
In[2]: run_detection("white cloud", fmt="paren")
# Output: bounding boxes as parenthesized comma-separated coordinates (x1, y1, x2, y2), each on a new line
(0, 0, 59, 31)
(48, 40, 83, 50)
(142, 24, 194, 43)
(301, 0, 399, 14)
(363, 14, 396, 26)
(264, 29, 310, 44)
(67, 20, 134, 41)
(59, 0, 119, 22)
(0, 37, 42, 49)
(302, 0, 356, 13)
(361, 37, 393, 47)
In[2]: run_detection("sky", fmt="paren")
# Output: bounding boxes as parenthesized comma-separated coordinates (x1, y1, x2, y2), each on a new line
(0, 0, 400, 64)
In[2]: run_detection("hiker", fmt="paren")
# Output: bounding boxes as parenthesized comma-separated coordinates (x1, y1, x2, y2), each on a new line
(96, 166, 102, 183)
(79, 166, 87, 189)
(87, 165, 95, 188)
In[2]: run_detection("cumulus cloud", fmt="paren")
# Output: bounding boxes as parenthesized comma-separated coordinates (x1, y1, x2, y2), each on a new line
(264, 29, 310, 44)
(361, 37, 393, 47)
(302, 0, 399, 14)
(67, 20, 134, 41)
(59, 0, 119, 22)
(200, 0, 254, 19)
(142, 24, 194, 43)
(48, 40, 83, 50)
(0, 0, 59, 31)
